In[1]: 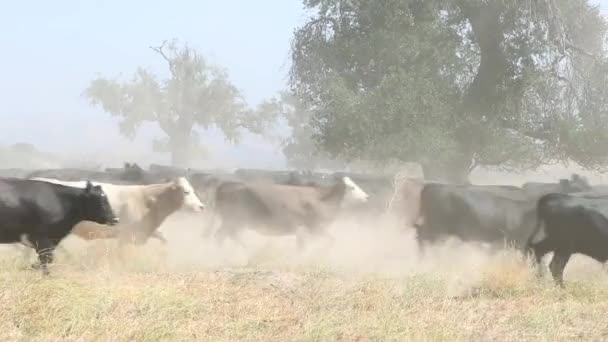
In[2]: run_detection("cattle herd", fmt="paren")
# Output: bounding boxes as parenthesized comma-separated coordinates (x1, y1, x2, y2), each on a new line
(2, 162, 608, 288)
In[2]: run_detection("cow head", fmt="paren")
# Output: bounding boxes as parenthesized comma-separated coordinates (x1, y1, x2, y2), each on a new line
(147, 181, 188, 214)
(82, 180, 119, 226)
(340, 176, 369, 205)
(175, 177, 206, 212)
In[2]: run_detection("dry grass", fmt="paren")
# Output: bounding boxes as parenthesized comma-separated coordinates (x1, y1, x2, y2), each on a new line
(2, 213, 608, 341)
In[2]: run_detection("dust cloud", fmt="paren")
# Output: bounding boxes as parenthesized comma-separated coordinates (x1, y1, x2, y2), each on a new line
(142, 167, 608, 288)
(1, 163, 607, 292)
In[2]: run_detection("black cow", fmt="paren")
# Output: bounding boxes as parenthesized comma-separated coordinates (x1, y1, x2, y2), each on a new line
(527, 191, 608, 287)
(522, 173, 592, 196)
(416, 183, 538, 255)
(0, 178, 118, 274)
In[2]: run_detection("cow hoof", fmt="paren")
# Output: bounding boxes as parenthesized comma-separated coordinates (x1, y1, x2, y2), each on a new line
(30, 262, 41, 270)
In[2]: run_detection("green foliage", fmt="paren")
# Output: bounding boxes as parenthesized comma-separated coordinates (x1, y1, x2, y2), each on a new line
(290, 0, 608, 180)
(274, 91, 345, 170)
(85, 39, 274, 167)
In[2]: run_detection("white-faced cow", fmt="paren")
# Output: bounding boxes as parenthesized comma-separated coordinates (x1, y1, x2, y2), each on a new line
(213, 176, 369, 250)
(70, 179, 201, 246)
(0, 178, 118, 274)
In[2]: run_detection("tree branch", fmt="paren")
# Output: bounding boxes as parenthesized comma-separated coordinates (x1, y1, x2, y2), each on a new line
(303, 16, 338, 31)
(150, 40, 177, 75)
(543, 0, 597, 59)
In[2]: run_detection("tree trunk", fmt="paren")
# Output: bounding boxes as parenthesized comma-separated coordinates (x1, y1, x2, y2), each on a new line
(170, 133, 191, 168)
(445, 1, 509, 183)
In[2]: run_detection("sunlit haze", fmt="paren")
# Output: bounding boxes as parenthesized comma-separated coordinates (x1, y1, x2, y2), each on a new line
(1, 1, 607, 169)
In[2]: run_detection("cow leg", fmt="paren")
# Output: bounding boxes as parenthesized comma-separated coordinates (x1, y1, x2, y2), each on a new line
(549, 251, 572, 288)
(528, 240, 552, 278)
(33, 237, 56, 276)
(416, 230, 433, 260)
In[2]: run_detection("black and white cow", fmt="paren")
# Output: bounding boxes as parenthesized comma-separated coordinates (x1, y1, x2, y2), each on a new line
(0, 178, 118, 274)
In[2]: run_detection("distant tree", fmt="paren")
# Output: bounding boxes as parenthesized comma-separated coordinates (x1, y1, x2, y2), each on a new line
(85, 39, 274, 167)
(290, 0, 608, 182)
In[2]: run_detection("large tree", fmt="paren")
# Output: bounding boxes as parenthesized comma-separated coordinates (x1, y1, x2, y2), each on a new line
(270, 91, 345, 170)
(85, 39, 273, 167)
(290, 0, 608, 182)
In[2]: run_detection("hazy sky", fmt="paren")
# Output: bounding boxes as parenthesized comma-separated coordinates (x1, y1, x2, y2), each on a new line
(0, 1, 607, 168)
(0, 1, 307, 168)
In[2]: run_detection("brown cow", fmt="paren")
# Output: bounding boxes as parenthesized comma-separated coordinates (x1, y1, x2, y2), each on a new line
(213, 176, 369, 250)
(71, 179, 195, 245)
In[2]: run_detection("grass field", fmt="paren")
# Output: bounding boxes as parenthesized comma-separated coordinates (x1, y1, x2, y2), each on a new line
(2, 213, 608, 341)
